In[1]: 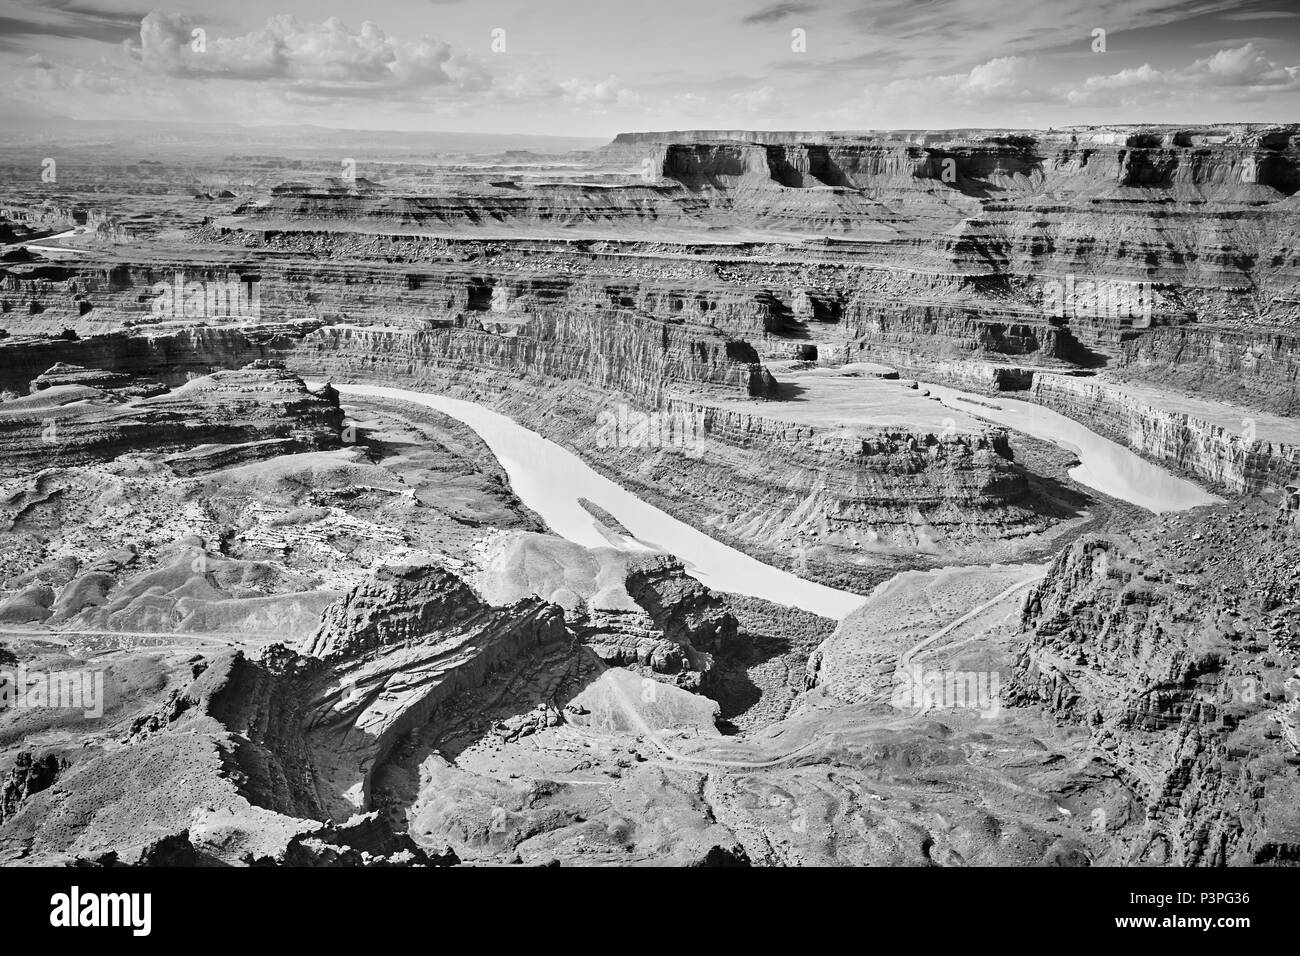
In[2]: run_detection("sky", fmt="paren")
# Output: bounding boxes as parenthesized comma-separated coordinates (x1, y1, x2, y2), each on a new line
(0, 0, 1297, 137)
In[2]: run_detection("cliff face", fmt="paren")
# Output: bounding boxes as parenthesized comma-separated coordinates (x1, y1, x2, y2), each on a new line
(0, 257, 776, 402)
(450, 379, 1072, 593)
(588, 397, 1047, 579)
(604, 128, 1300, 383)
(1116, 325, 1300, 417)
(1007, 504, 1300, 865)
(645, 128, 1300, 197)
(659, 140, 1039, 196)
(302, 564, 492, 660)
(624, 554, 737, 650)
(298, 315, 772, 403)
(1, 305, 1068, 588)
(9, 136, 1300, 396)
(8, 126, 1296, 599)
(299, 563, 568, 817)
(0, 642, 439, 866)
(838, 300, 1079, 368)
(239, 180, 716, 233)
(1028, 373, 1300, 494)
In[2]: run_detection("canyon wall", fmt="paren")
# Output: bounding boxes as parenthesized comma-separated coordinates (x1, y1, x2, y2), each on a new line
(1115, 325, 1300, 417)
(1029, 373, 1300, 494)
(0, 319, 1063, 591)
(301, 563, 568, 817)
(0, 256, 777, 402)
(6, 124, 1300, 588)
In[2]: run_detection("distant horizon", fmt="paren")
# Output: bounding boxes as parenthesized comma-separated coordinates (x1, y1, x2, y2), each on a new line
(1, 114, 1297, 145)
(0, 0, 1296, 136)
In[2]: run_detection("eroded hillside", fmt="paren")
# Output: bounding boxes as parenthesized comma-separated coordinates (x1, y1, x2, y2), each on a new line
(0, 125, 1297, 866)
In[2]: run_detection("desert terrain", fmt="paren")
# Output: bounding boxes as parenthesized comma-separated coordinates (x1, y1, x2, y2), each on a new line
(1, 122, 1298, 866)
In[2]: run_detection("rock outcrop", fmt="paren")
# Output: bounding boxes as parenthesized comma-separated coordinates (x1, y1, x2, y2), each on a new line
(299, 563, 569, 817)
(0, 751, 67, 825)
(1007, 504, 1300, 865)
(0, 361, 342, 473)
(0, 561, 572, 865)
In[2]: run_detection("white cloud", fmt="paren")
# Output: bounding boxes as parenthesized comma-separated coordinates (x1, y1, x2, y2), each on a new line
(962, 56, 1036, 96)
(1063, 43, 1300, 106)
(558, 75, 642, 107)
(1193, 43, 1299, 87)
(1064, 63, 1167, 104)
(5, 4, 1297, 134)
(132, 13, 492, 95)
(870, 55, 1038, 105)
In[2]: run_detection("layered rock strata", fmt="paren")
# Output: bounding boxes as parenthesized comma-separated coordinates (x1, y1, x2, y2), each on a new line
(299, 563, 569, 817)
(0, 361, 342, 473)
(1028, 373, 1300, 493)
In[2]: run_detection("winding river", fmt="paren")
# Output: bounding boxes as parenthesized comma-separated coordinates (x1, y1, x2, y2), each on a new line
(923, 382, 1222, 513)
(332, 381, 1222, 621)
(333, 383, 868, 619)
(20, 227, 84, 259)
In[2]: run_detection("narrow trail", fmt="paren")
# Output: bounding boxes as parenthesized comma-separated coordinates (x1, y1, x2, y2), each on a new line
(558, 646, 825, 771)
(588, 570, 1047, 774)
(898, 571, 1045, 674)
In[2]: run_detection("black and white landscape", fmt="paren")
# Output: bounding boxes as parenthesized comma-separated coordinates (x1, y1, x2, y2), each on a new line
(0, 0, 1298, 870)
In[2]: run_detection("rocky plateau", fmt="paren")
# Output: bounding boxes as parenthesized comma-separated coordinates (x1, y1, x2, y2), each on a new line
(1, 124, 1297, 867)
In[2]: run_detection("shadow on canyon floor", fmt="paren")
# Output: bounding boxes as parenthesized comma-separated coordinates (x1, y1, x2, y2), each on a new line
(707, 632, 799, 730)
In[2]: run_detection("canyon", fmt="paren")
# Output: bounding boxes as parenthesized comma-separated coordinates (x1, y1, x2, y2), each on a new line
(0, 123, 1297, 866)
